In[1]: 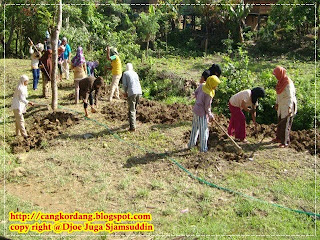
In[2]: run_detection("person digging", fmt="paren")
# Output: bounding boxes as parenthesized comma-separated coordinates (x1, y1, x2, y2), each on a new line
(79, 76, 104, 117)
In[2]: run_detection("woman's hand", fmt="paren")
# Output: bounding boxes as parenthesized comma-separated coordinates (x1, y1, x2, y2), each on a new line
(28, 102, 34, 106)
(275, 104, 278, 111)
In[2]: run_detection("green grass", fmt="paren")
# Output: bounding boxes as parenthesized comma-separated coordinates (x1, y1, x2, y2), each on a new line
(1, 58, 319, 239)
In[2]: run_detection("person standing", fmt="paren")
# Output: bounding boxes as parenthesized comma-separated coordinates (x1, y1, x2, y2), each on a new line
(29, 41, 44, 90)
(228, 87, 266, 142)
(122, 63, 142, 131)
(39, 48, 52, 98)
(62, 37, 71, 80)
(71, 46, 87, 104)
(188, 74, 221, 152)
(11, 75, 34, 137)
(272, 66, 297, 148)
(106, 46, 122, 101)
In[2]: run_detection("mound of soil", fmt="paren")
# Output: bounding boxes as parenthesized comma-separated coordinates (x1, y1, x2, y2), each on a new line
(290, 130, 320, 155)
(102, 98, 193, 124)
(184, 114, 319, 162)
(11, 112, 79, 153)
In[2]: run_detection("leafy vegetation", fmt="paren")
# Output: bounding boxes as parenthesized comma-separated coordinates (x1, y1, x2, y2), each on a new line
(1, 1, 318, 129)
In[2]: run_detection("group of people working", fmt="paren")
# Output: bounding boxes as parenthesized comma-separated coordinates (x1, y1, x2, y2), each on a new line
(188, 64, 297, 152)
(11, 39, 142, 137)
(11, 38, 297, 153)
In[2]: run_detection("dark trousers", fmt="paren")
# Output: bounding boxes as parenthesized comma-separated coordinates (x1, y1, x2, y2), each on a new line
(83, 93, 94, 109)
(276, 115, 294, 145)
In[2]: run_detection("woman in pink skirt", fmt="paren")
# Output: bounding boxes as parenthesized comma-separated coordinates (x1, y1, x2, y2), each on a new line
(228, 87, 265, 142)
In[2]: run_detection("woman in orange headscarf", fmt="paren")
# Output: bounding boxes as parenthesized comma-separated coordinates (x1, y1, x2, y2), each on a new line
(272, 66, 297, 148)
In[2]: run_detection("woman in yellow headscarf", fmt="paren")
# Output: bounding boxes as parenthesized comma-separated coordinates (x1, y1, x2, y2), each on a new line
(188, 67, 221, 152)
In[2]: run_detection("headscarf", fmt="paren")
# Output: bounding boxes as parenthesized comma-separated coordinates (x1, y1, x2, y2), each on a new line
(86, 61, 99, 76)
(72, 46, 86, 67)
(39, 49, 52, 78)
(251, 87, 266, 105)
(14, 75, 29, 98)
(209, 63, 222, 77)
(273, 66, 290, 94)
(202, 70, 211, 81)
(202, 75, 221, 98)
(126, 63, 133, 71)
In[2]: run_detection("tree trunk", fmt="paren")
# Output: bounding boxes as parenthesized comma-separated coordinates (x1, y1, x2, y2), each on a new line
(19, 25, 23, 58)
(146, 38, 150, 58)
(165, 31, 168, 52)
(51, 0, 62, 111)
(5, 15, 15, 56)
(317, 4, 320, 48)
(192, 15, 195, 30)
(205, 16, 208, 55)
(239, 23, 244, 43)
(65, 16, 69, 28)
(183, 15, 186, 29)
(171, 19, 175, 31)
(15, 30, 18, 56)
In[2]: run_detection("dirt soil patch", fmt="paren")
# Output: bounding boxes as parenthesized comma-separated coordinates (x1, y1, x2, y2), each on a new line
(102, 98, 193, 124)
(11, 111, 79, 153)
(184, 114, 319, 162)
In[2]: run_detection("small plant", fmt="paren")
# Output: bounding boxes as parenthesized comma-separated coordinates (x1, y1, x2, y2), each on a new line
(150, 180, 164, 190)
(136, 188, 149, 199)
(40, 140, 49, 149)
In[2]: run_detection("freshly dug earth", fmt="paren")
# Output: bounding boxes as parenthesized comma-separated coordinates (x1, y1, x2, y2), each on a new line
(184, 114, 319, 161)
(11, 112, 79, 153)
(102, 98, 193, 124)
(101, 98, 319, 159)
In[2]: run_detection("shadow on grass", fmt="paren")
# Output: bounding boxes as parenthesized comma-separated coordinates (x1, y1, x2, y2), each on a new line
(123, 148, 190, 168)
(150, 121, 190, 130)
(28, 94, 46, 100)
(24, 106, 50, 118)
(4, 93, 13, 99)
(57, 123, 130, 140)
(58, 83, 74, 90)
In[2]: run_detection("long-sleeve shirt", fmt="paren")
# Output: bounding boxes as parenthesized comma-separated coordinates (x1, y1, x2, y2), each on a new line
(29, 46, 40, 69)
(11, 88, 29, 113)
(79, 77, 100, 104)
(122, 70, 142, 97)
(193, 85, 214, 120)
(276, 81, 297, 118)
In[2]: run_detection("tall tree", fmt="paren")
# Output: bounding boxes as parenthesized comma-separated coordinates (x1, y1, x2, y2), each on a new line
(50, 0, 62, 110)
(227, 0, 251, 43)
(136, 5, 160, 58)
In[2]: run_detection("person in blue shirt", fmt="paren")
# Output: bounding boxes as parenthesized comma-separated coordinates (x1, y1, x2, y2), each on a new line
(62, 37, 71, 80)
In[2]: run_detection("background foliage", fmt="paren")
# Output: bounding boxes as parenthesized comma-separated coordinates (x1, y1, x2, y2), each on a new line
(1, 0, 318, 130)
